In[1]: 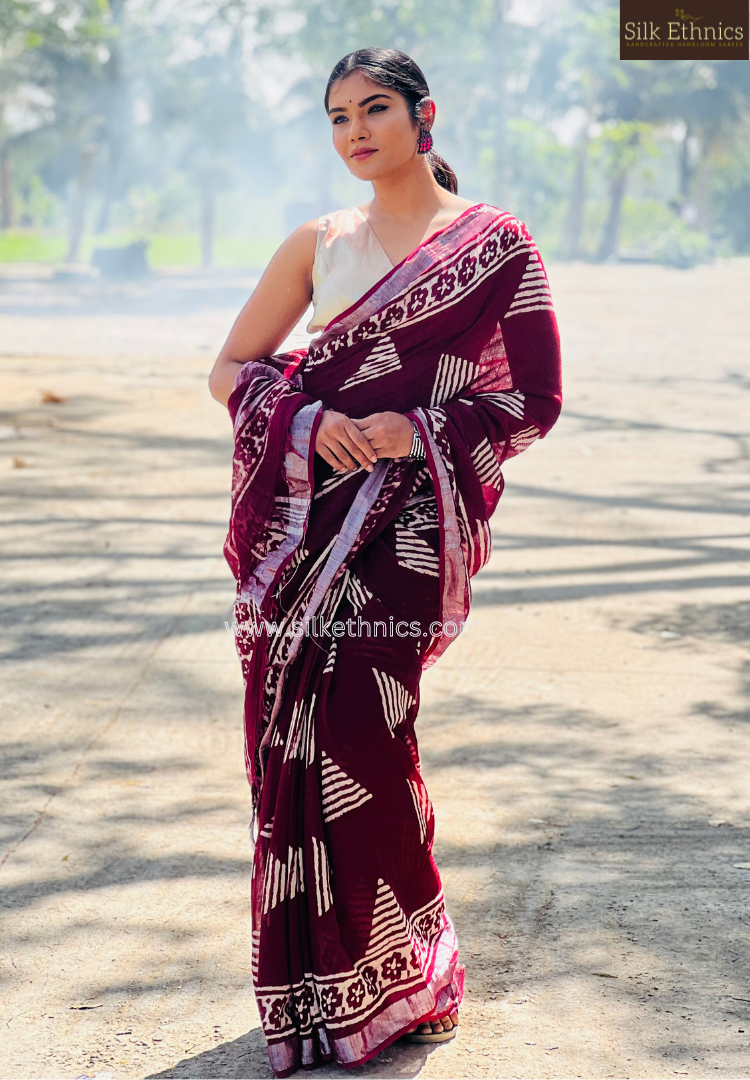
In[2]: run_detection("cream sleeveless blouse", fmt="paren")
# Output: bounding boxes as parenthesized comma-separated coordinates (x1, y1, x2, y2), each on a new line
(306, 208, 394, 334)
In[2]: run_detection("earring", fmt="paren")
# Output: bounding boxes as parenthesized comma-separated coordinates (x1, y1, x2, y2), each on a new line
(417, 128, 433, 155)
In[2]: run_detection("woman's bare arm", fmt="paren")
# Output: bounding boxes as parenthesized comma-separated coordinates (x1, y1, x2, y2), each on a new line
(208, 219, 378, 473)
(207, 221, 317, 407)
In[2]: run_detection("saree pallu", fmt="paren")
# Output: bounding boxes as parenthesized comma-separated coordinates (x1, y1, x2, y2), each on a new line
(224, 204, 562, 1076)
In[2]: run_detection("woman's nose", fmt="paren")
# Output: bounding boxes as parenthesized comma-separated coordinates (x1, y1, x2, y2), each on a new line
(349, 116, 369, 141)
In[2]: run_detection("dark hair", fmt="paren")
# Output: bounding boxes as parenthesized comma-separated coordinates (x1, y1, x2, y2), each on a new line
(324, 48, 458, 195)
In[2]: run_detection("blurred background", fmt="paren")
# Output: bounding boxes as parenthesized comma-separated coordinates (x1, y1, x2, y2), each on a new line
(1, 0, 750, 277)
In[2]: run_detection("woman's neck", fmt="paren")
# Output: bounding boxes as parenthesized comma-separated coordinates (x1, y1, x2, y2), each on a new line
(367, 159, 450, 224)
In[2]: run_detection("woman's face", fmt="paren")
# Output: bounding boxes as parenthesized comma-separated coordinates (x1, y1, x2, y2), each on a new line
(327, 71, 428, 181)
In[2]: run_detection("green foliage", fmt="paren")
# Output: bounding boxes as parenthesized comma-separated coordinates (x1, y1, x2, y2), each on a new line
(0, 230, 67, 261)
(649, 221, 712, 269)
(0, 0, 749, 266)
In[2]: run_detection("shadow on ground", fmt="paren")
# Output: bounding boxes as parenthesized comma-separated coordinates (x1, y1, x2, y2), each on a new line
(146, 1027, 433, 1079)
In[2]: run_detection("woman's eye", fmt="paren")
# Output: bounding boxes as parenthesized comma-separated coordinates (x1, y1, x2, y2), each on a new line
(332, 115, 346, 124)
(368, 104, 387, 114)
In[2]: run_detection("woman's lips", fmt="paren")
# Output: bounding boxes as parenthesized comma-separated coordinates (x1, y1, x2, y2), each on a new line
(351, 149, 377, 160)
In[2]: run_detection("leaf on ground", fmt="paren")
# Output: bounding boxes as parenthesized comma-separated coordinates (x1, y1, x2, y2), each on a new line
(592, 972, 618, 978)
(40, 390, 67, 403)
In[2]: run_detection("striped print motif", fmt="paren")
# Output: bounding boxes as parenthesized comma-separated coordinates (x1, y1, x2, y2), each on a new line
(262, 845, 305, 914)
(322, 639, 337, 675)
(283, 693, 316, 764)
(430, 354, 475, 407)
(398, 497, 439, 533)
(286, 544, 309, 569)
(476, 389, 525, 420)
(372, 668, 415, 735)
(320, 750, 373, 823)
(425, 406, 447, 434)
(338, 336, 401, 392)
(470, 438, 503, 488)
(259, 817, 274, 839)
(346, 574, 372, 615)
(505, 254, 554, 318)
(464, 516, 492, 574)
(510, 424, 540, 453)
(394, 523, 440, 577)
(313, 467, 362, 501)
(364, 878, 411, 961)
(407, 778, 432, 844)
(311, 835, 333, 917)
(251, 928, 260, 981)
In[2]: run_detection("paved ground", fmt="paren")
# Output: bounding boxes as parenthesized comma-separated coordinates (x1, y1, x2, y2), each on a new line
(1, 259, 749, 1080)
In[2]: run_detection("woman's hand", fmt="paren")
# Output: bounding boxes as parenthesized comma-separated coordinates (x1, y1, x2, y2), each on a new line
(315, 410, 379, 473)
(350, 412, 414, 459)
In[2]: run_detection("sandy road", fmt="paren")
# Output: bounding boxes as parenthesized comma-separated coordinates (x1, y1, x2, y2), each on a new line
(1, 259, 749, 1080)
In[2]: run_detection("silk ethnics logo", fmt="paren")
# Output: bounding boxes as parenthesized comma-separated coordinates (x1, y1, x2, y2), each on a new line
(620, 2, 749, 59)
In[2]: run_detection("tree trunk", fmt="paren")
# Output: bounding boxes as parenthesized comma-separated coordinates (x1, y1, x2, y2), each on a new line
(596, 170, 628, 262)
(695, 134, 714, 234)
(0, 149, 13, 230)
(94, 0, 127, 235)
(67, 145, 96, 263)
(493, 0, 511, 211)
(562, 127, 589, 260)
(679, 123, 693, 200)
(200, 176, 215, 268)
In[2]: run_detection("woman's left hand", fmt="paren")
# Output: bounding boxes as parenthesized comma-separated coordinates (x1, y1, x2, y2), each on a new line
(350, 411, 414, 459)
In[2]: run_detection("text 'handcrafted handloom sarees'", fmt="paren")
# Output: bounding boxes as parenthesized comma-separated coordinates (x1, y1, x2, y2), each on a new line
(223, 203, 562, 1077)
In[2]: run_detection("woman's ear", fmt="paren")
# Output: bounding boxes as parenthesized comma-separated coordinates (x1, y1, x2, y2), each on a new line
(416, 96, 435, 131)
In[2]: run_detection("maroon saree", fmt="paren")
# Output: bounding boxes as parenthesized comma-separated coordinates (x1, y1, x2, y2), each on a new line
(223, 204, 562, 1076)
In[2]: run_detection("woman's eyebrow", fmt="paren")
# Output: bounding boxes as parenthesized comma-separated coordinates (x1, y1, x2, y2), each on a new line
(358, 93, 392, 106)
(328, 93, 393, 114)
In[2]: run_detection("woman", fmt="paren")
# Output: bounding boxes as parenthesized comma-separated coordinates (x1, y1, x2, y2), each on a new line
(209, 48, 561, 1078)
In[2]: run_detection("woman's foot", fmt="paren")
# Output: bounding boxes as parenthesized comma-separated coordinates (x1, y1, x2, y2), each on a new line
(404, 1009, 459, 1042)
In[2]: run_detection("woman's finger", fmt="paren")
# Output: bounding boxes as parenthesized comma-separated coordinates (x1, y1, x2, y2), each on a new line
(324, 436, 360, 471)
(340, 428, 376, 470)
(332, 438, 362, 470)
(356, 425, 386, 452)
(316, 444, 346, 471)
(317, 436, 353, 472)
(344, 420, 378, 461)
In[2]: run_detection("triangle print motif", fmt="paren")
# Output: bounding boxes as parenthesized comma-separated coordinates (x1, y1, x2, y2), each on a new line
(394, 523, 440, 577)
(407, 777, 433, 844)
(283, 693, 316, 765)
(338, 336, 401, 392)
(320, 750, 373, 822)
(363, 878, 412, 962)
(510, 424, 540, 454)
(504, 254, 553, 318)
(346, 574, 373, 616)
(322, 639, 338, 675)
(262, 845, 305, 914)
(470, 437, 503, 488)
(372, 668, 416, 735)
(311, 835, 333, 917)
(430, 354, 475, 407)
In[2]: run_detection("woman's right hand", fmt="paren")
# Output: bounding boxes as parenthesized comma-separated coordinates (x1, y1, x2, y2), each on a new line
(315, 410, 378, 473)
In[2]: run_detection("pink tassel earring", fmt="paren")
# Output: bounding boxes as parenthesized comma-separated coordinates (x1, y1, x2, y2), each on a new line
(417, 128, 433, 155)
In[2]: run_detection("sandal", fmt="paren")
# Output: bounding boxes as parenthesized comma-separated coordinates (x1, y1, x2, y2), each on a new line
(402, 1010, 459, 1044)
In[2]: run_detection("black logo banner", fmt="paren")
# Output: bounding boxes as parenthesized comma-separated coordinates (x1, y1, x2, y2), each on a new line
(620, 2, 749, 59)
